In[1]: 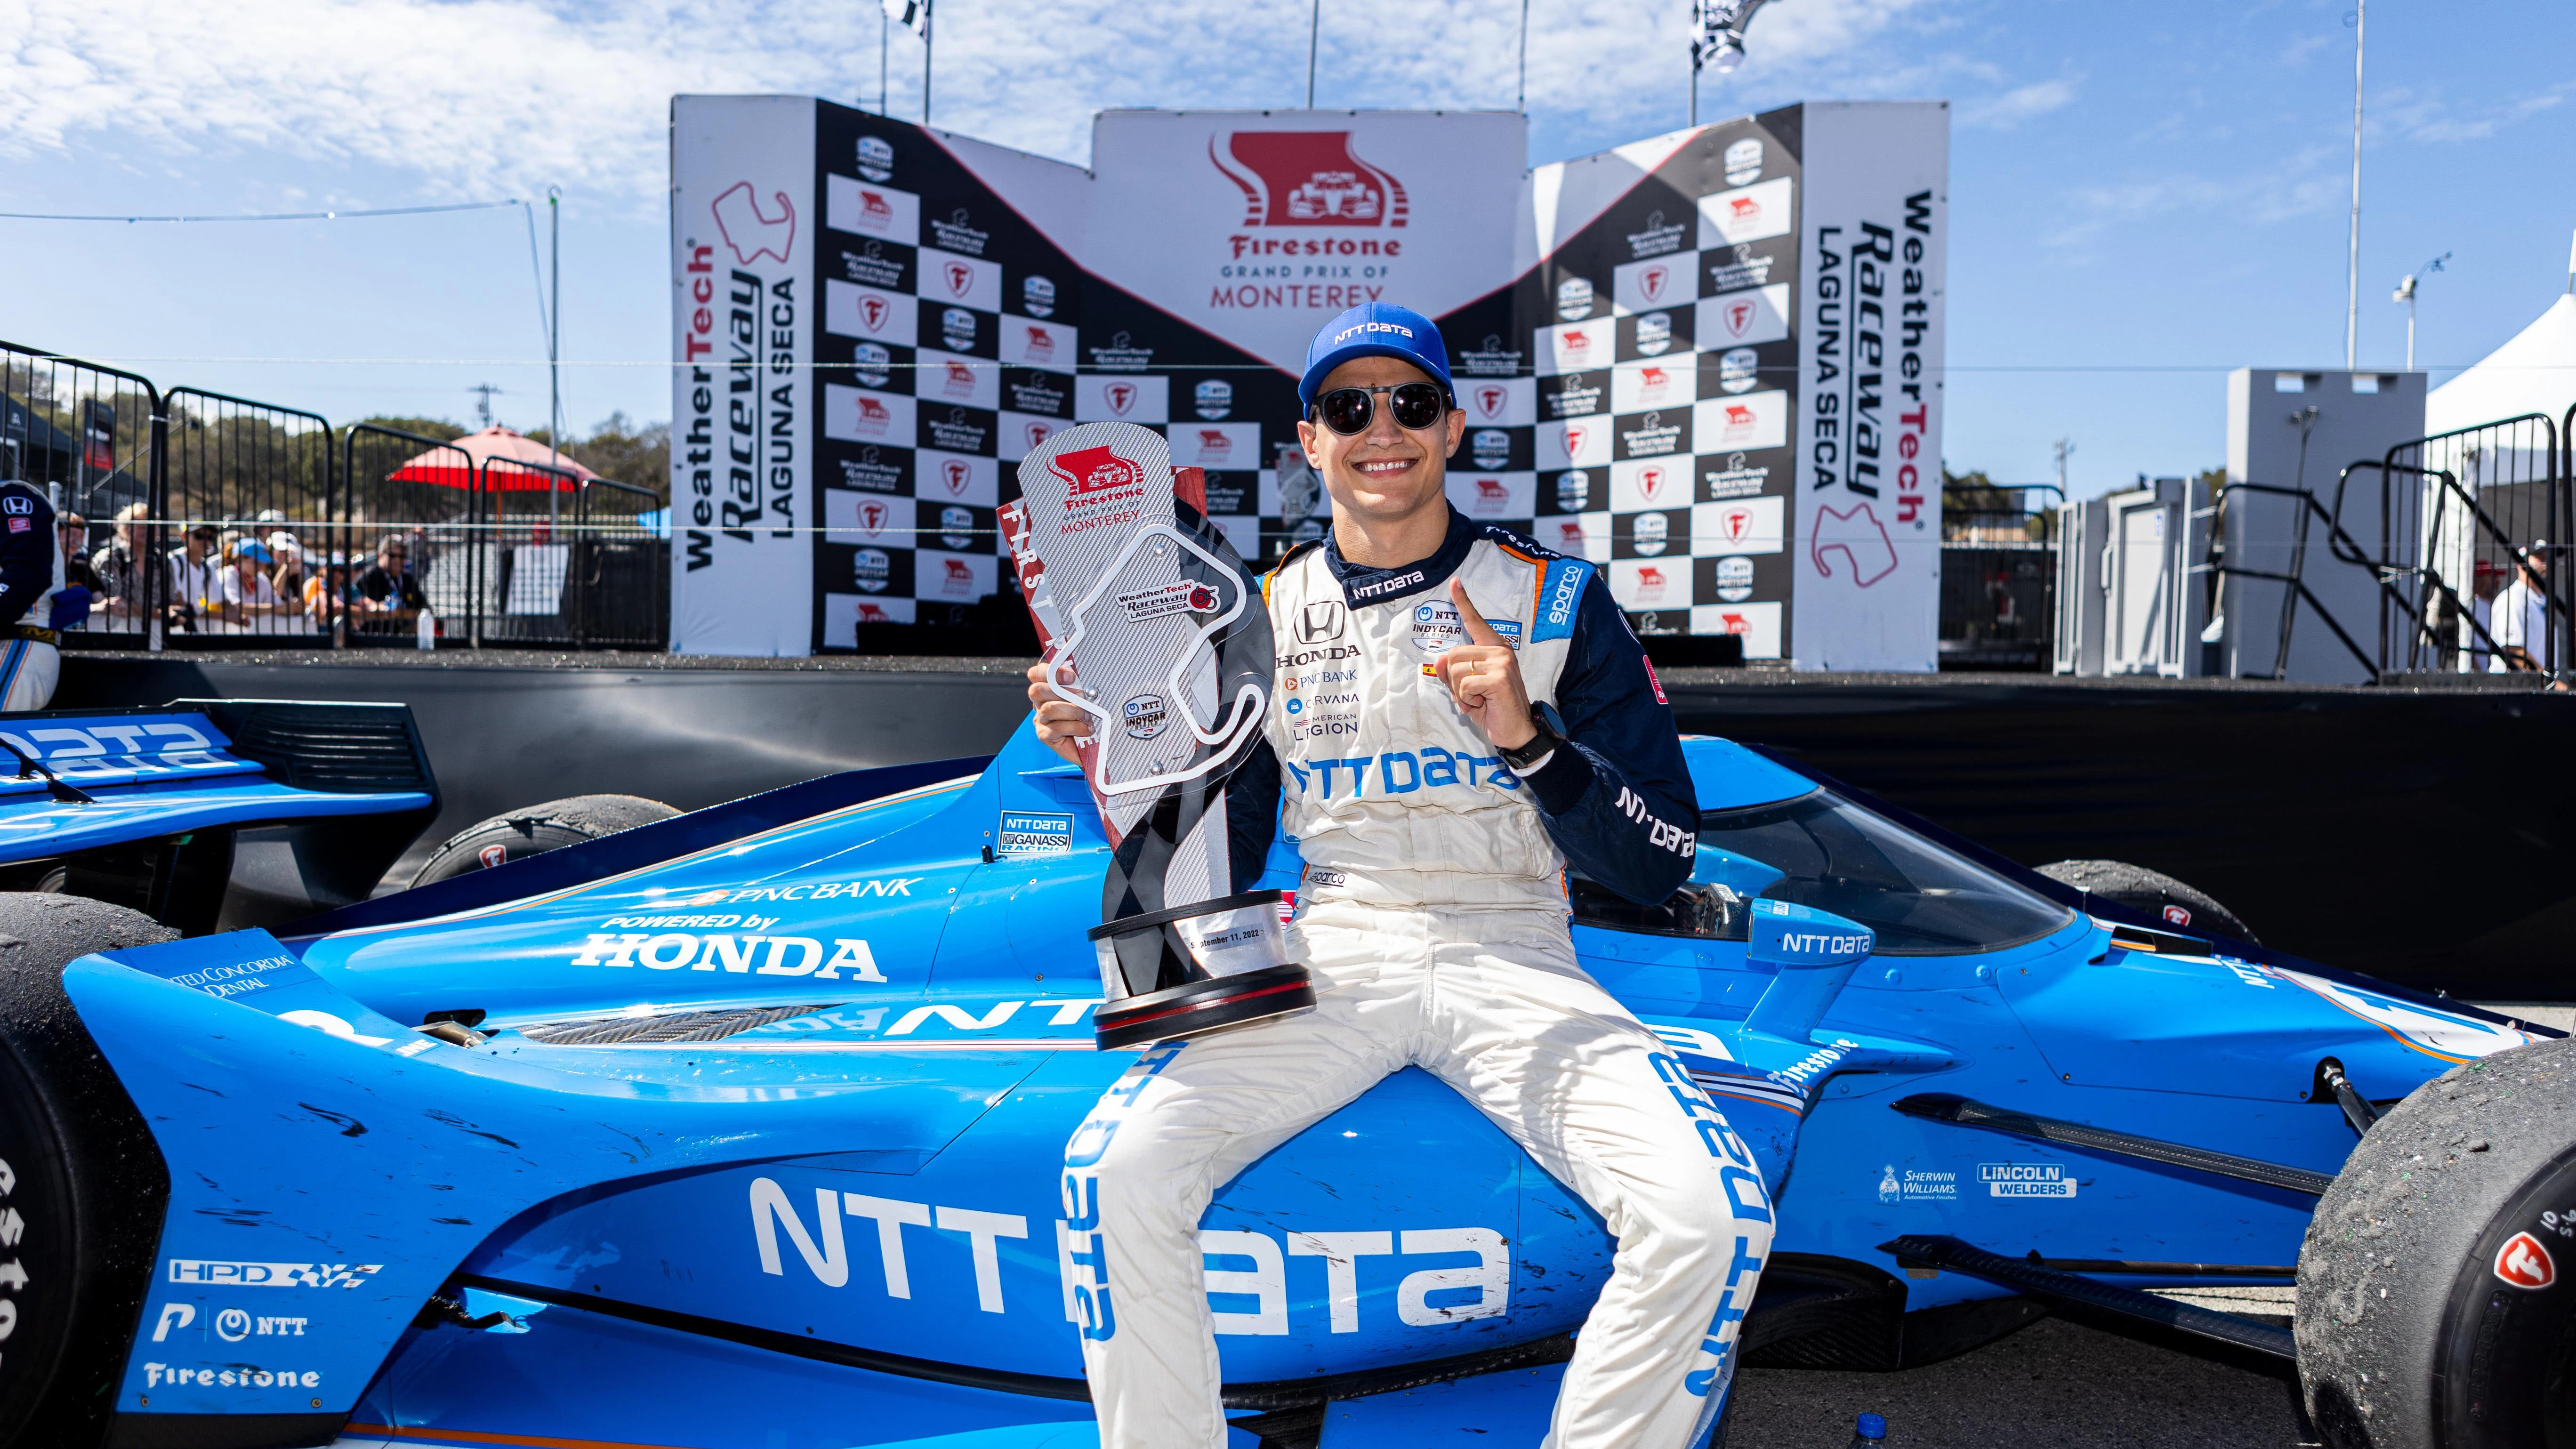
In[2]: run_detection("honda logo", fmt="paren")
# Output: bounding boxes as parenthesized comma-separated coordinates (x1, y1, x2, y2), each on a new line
(1297, 600, 1345, 643)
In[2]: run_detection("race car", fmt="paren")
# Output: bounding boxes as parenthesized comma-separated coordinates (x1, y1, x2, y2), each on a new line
(0, 700, 440, 931)
(0, 716, 2565, 1449)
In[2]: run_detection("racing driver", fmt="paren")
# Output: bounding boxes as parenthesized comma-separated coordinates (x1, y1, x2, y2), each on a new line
(1025, 302, 1771, 1448)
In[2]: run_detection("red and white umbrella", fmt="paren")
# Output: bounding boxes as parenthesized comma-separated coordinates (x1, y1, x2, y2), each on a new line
(389, 427, 601, 492)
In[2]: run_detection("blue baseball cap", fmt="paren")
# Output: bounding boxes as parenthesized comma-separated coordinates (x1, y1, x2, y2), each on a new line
(1298, 303, 1454, 411)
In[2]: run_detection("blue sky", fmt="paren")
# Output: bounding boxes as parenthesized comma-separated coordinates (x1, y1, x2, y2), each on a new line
(2, 0, 2569, 497)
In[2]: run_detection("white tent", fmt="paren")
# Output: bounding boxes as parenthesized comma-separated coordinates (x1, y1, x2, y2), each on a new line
(2427, 291, 2576, 436)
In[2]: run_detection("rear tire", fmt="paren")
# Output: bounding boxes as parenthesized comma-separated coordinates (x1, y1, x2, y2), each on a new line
(2298, 1036, 2576, 1449)
(408, 794, 680, 887)
(2032, 858, 2258, 944)
(0, 894, 177, 1449)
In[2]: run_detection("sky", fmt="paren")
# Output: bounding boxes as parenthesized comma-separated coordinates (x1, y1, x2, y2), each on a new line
(1, 0, 2570, 499)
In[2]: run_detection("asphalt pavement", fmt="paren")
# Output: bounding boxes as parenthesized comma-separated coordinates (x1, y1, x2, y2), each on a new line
(1732, 1316, 2313, 1449)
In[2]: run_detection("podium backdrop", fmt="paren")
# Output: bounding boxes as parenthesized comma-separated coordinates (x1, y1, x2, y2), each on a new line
(670, 99, 1948, 668)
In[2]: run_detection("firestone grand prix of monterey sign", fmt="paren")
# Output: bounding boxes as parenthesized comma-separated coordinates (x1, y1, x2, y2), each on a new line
(670, 98, 1946, 670)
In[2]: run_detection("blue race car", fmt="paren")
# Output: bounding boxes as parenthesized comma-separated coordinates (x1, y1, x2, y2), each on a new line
(0, 718, 2565, 1449)
(0, 699, 440, 930)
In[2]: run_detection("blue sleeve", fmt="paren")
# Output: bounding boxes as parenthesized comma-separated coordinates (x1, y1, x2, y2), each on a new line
(1223, 736, 1282, 895)
(0, 486, 55, 630)
(1521, 574, 1697, 903)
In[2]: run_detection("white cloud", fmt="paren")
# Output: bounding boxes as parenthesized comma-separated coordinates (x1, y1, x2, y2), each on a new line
(1959, 76, 2079, 130)
(0, 0, 1963, 205)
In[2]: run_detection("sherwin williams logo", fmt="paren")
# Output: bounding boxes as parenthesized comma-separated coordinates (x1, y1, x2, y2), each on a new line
(1050, 446, 1143, 497)
(1213, 132, 1408, 227)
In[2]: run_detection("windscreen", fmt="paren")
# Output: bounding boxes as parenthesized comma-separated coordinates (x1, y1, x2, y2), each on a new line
(1571, 788, 2076, 956)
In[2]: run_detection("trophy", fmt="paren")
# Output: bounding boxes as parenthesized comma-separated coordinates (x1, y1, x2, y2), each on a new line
(1000, 422, 1314, 1050)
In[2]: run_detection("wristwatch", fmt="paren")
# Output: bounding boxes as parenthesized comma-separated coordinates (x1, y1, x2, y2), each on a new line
(1497, 716, 1568, 772)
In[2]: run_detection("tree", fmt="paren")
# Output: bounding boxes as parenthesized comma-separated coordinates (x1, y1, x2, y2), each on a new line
(530, 413, 669, 501)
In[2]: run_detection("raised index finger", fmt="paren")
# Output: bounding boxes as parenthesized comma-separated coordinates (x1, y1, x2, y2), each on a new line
(1449, 580, 1508, 647)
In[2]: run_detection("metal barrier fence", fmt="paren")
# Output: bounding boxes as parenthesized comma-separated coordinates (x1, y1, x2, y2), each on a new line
(1939, 484, 2060, 670)
(2360, 412, 2565, 676)
(5, 338, 667, 652)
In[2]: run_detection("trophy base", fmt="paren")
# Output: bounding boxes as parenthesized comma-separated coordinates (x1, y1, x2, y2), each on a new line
(1094, 963, 1317, 1050)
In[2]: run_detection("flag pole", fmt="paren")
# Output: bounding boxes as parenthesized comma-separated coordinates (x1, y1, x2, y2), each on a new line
(2343, 0, 2364, 369)
(1687, 0, 1699, 126)
(1516, 0, 1530, 113)
(1306, 0, 1320, 108)
(923, 0, 934, 127)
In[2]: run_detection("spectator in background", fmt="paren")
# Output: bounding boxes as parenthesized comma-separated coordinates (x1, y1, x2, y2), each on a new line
(92, 502, 147, 620)
(164, 521, 224, 633)
(267, 532, 308, 620)
(218, 535, 290, 633)
(303, 552, 359, 626)
(52, 513, 97, 631)
(354, 534, 427, 620)
(2489, 541, 2552, 673)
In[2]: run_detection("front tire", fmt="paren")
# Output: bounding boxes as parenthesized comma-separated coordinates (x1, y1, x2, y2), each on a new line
(2033, 858, 2258, 943)
(0, 894, 177, 1449)
(2298, 1036, 2576, 1449)
(408, 794, 680, 887)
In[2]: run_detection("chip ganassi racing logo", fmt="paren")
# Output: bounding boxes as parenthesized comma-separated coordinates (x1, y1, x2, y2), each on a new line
(1211, 131, 1409, 228)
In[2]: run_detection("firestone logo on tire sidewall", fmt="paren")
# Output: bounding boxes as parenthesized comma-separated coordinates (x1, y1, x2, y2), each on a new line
(2496, 1230, 2557, 1291)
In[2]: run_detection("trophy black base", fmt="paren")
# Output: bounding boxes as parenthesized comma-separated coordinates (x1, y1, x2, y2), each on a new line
(1093, 963, 1317, 1050)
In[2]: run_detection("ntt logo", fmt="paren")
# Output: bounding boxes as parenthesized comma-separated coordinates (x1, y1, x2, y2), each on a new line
(1334, 321, 1414, 344)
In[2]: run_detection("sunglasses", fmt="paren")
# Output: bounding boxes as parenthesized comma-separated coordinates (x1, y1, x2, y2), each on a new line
(1312, 382, 1448, 436)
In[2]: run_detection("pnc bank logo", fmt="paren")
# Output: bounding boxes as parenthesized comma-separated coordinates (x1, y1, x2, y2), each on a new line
(1211, 131, 1409, 227)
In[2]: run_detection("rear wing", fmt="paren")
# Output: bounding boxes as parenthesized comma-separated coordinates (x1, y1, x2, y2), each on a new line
(0, 700, 440, 926)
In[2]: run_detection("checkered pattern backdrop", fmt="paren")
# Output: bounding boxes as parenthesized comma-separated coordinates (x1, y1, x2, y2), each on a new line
(1441, 116, 1803, 657)
(806, 108, 1802, 657)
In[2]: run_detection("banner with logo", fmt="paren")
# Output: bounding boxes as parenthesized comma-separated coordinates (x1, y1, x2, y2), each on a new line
(670, 96, 816, 656)
(1789, 103, 1948, 671)
(670, 97, 1945, 668)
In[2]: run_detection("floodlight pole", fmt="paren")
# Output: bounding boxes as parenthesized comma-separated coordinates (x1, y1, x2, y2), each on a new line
(2344, 0, 2364, 370)
(548, 186, 563, 540)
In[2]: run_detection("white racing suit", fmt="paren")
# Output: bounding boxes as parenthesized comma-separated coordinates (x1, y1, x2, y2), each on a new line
(1067, 510, 1773, 1448)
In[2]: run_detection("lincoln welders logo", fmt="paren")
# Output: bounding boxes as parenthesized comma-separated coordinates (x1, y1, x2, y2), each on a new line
(1211, 132, 1409, 227)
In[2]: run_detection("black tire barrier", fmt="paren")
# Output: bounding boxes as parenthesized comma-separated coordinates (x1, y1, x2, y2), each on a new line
(2298, 1035, 2576, 1448)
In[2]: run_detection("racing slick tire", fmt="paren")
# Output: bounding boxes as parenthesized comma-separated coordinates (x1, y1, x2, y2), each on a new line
(2032, 858, 2258, 943)
(409, 793, 680, 887)
(2297, 1036, 2576, 1449)
(0, 894, 177, 1449)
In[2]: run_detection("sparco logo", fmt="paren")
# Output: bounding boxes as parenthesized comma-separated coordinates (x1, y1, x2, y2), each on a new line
(1213, 132, 1408, 227)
